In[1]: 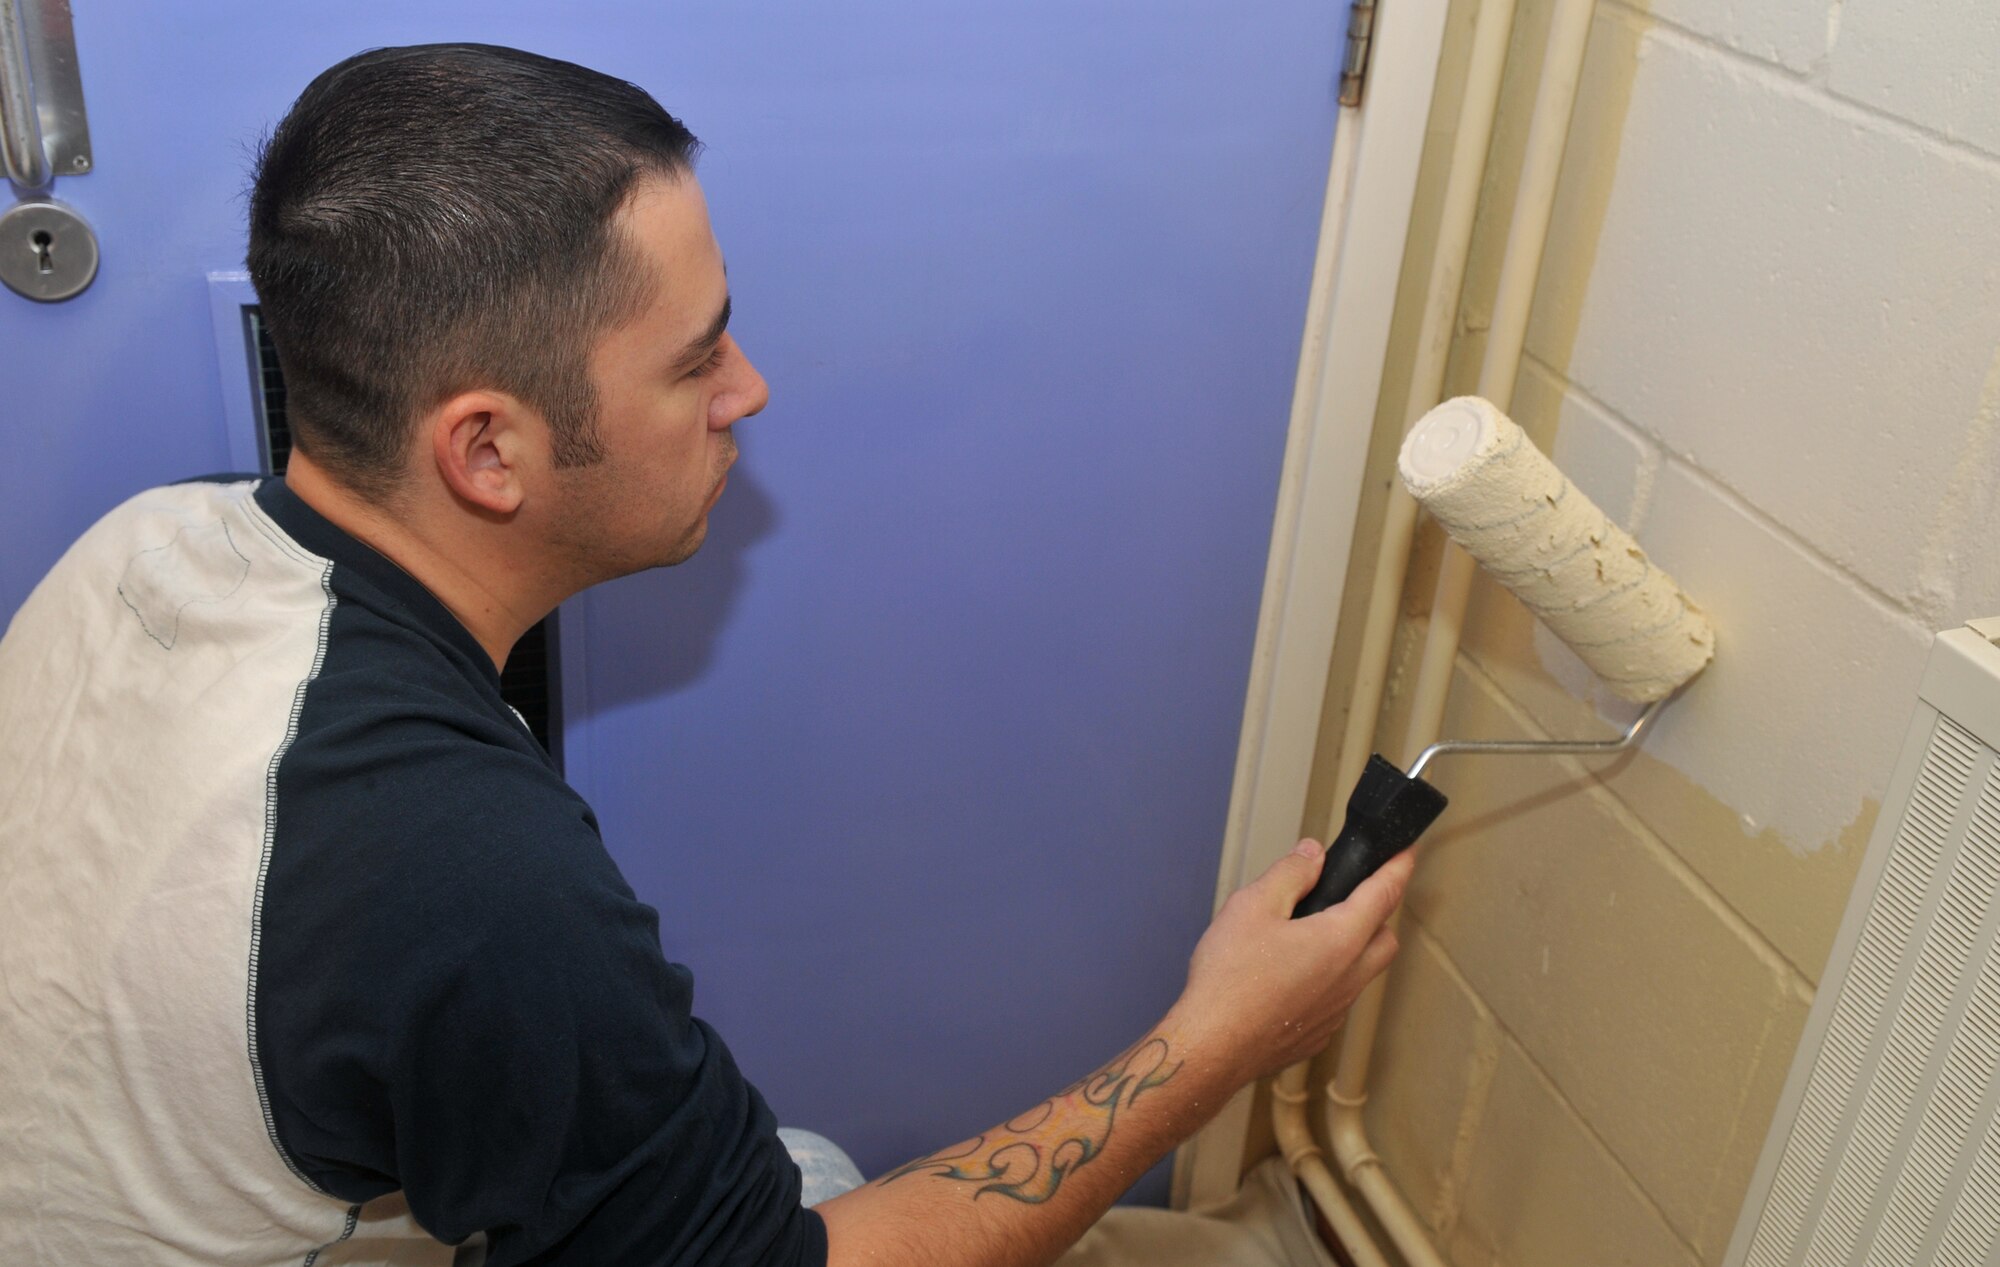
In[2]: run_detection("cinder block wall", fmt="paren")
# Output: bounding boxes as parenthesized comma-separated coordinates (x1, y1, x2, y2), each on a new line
(1307, 1, 2000, 1263)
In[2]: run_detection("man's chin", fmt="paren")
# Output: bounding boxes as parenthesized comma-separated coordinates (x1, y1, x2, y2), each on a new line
(657, 517, 709, 569)
(583, 517, 710, 585)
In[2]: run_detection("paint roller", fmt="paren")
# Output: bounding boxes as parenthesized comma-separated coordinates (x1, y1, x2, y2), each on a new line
(1292, 395, 1716, 917)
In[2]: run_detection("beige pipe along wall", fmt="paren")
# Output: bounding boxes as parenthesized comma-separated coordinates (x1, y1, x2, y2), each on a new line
(1288, 0, 2000, 1263)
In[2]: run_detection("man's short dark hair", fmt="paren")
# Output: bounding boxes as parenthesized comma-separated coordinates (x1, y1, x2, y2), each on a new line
(248, 44, 701, 498)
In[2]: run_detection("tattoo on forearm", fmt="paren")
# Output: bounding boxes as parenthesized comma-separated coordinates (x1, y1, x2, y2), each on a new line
(874, 1035, 1182, 1204)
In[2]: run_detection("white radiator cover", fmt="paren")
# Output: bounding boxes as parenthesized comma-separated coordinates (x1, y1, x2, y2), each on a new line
(1725, 618, 2000, 1267)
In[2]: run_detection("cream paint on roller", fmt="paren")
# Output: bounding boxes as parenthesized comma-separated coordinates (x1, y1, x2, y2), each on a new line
(1398, 397, 1715, 702)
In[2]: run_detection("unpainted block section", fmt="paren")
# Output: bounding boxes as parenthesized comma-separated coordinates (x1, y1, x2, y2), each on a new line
(1445, 1222, 1508, 1267)
(1693, 979, 1814, 1261)
(1361, 924, 1498, 1234)
(1457, 1032, 1701, 1267)
(1408, 659, 1798, 1247)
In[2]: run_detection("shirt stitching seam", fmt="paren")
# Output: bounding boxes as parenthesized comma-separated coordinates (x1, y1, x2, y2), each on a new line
(301, 1204, 363, 1267)
(241, 492, 320, 567)
(245, 553, 338, 1201)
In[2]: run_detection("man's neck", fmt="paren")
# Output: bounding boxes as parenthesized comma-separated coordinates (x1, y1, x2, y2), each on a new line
(281, 452, 551, 672)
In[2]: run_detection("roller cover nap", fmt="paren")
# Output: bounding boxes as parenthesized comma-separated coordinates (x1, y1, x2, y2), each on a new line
(1397, 396, 1714, 703)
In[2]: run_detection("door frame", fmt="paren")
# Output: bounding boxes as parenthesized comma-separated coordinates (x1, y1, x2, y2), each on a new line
(1172, 0, 1451, 1209)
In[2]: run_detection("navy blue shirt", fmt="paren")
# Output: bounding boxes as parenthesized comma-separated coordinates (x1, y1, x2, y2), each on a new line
(254, 478, 826, 1265)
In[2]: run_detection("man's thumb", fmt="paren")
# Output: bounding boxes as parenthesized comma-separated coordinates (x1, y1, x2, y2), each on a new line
(1254, 838, 1326, 911)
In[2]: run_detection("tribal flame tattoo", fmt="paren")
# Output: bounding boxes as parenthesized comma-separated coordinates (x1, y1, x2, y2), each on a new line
(874, 1036, 1182, 1204)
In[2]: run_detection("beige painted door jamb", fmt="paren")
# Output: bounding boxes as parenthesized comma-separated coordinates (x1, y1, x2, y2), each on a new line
(1170, 0, 1450, 1211)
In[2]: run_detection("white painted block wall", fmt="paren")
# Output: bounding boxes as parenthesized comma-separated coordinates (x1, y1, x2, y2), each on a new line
(1527, 0, 2000, 871)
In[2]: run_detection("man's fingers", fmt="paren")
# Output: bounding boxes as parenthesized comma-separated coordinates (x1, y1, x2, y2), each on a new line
(1328, 848, 1414, 932)
(1354, 924, 1401, 980)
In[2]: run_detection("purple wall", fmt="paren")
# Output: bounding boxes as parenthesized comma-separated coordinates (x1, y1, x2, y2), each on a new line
(2, 2, 1342, 1206)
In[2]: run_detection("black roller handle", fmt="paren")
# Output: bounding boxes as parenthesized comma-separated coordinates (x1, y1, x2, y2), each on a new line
(1291, 754, 1449, 918)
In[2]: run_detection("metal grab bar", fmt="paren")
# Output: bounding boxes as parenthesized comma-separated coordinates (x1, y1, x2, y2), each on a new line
(0, 1, 96, 301)
(0, 0, 90, 194)
(0, 0, 48, 190)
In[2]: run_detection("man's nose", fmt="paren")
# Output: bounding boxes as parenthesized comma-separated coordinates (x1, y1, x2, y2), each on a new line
(710, 337, 770, 429)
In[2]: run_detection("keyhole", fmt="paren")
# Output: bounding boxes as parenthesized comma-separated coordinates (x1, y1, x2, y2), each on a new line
(30, 229, 53, 275)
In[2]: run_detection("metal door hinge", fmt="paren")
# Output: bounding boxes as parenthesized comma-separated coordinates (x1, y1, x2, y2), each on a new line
(1340, 0, 1379, 107)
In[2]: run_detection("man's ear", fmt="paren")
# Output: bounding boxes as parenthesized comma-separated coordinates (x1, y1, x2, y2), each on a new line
(428, 390, 538, 516)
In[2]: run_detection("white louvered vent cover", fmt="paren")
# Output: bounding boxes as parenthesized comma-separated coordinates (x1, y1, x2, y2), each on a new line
(1726, 621, 2000, 1267)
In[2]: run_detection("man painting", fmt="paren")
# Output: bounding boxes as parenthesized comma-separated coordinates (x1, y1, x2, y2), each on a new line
(0, 44, 1409, 1267)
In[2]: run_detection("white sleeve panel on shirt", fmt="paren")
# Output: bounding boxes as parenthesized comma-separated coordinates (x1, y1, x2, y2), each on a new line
(0, 479, 446, 1267)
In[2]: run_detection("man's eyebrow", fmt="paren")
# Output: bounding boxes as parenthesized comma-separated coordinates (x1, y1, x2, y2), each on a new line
(674, 294, 732, 367)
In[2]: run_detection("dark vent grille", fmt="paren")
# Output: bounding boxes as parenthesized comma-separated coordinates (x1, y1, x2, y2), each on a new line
(501, 616, 562, 766)
(244, 305, 562, 766)
(247, 309, 293, 474)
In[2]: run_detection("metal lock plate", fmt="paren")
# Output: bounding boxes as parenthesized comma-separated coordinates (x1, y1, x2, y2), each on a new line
(0, 199, 96, 301)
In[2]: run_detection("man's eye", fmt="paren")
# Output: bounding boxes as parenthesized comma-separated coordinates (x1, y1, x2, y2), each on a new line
(687, 342, 728, 379)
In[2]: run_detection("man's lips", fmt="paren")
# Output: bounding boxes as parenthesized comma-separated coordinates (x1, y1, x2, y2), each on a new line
(705, 440, 737, 511)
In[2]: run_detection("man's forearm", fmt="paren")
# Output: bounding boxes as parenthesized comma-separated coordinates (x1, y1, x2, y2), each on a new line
(814, 839, 1412, 1266)
(815, 1007, 1241, 1267)
(874, 1031, 1185, 1205)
